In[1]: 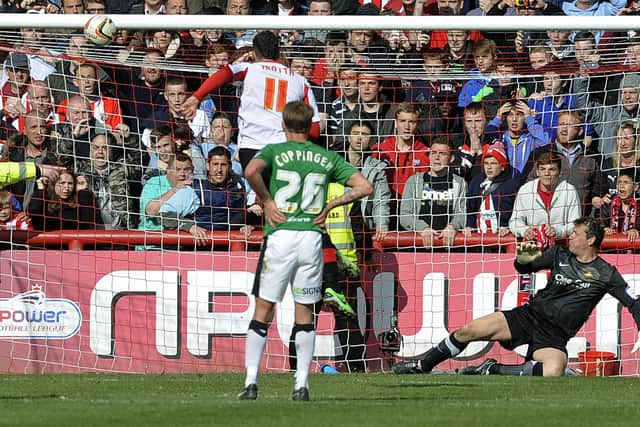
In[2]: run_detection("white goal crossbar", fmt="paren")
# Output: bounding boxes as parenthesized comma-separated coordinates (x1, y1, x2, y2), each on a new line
(0, 14, 638, 32)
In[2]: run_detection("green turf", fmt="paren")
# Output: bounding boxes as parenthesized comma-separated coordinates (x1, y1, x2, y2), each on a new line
(1, 373, 639, 426)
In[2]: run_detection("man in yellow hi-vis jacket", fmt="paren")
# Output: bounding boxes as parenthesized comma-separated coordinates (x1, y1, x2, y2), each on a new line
(0, 162, 62, 187)
(323, 182, 367, 372)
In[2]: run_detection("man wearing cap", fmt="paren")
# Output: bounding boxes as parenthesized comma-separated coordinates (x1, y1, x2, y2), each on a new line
(573, 72, 640, 157)
(1, 53, 31, 128)
(464, 143, 518, 238)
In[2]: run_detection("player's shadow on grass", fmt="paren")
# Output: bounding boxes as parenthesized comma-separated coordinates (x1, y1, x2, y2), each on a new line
(326, 396, 443, 402)
(383, 383, 482, 389)
(0, 393, 62, 400)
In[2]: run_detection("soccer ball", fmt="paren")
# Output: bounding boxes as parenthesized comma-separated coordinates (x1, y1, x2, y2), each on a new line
(83, 15, 117, 46)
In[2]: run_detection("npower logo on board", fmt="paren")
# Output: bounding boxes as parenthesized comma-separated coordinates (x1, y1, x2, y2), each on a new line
(0, 286, 82, 339)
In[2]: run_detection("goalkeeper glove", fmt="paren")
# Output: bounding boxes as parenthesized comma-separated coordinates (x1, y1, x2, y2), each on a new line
(632, 332, 640, 354)
(516, 242, 542, 265)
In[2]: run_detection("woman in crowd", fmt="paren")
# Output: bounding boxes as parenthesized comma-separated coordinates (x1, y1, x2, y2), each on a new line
(28, 170, 103, 232)
(593, 121, 640, 210)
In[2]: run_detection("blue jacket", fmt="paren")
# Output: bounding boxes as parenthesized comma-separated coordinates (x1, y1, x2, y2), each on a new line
(457, 70, 495, 108)
(192, 175, 246, 231)
(562, 0, 625, 17)
(486, 116, 550, 177)
(562, 0, 626, 43)
(528, 95, 593, 142)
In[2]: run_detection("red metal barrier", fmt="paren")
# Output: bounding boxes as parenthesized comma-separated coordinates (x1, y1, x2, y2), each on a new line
(1, 230, 638, 252)
(1, 230, 262, 251)
(376, 231, 520, 253)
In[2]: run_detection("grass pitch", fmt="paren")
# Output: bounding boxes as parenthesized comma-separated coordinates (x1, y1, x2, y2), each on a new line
(1, 373, 639, 427)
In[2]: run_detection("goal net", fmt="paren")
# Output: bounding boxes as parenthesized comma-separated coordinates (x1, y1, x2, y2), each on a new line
(0, 12, 639, 376)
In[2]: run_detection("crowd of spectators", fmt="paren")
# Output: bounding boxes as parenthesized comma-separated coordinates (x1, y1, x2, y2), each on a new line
(1, 0, 640, 251)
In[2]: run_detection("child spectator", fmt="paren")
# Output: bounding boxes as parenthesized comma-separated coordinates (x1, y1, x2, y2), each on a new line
(593, 121, 640, 210)
(0, 190, 32, 231)
(464, 143, 517, 238)
(594, 168, 640, 243)
(457, 39, 498, 109)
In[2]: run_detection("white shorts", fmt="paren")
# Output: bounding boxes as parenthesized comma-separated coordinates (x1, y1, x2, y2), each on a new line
(253, 229, 323, 305)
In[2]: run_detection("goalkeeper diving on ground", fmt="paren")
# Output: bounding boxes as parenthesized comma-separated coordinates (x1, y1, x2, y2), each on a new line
(393, 217, 640, 376)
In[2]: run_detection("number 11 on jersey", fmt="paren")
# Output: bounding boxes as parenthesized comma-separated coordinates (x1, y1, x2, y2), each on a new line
(264, 77, 289, 112)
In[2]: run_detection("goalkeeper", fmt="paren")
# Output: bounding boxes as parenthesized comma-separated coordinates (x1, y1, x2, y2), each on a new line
(394, 217, 640, 376)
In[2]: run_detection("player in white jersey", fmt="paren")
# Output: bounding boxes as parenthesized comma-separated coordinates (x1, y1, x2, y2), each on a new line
(181, 31, 321, 171)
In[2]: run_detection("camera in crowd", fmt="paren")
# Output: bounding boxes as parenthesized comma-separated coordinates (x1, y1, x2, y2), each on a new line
(377, 313, 402, 353)
(514, 0, 537, 8)
(279, 32, 291, 45)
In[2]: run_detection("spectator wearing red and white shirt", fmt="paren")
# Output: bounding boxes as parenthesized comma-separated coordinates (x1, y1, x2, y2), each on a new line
(182, 31, 320, 170)
(464, 143, 517, 238)
(56, 63, 126, 135)
(0, 190, 33, 231)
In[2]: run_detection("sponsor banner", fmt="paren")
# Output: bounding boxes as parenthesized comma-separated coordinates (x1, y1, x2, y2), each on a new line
(0, 286, 82, 339)
(0, 251, 638, 374)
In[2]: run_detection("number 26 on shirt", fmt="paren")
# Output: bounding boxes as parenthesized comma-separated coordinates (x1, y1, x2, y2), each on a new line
(274, 169, 325, 214)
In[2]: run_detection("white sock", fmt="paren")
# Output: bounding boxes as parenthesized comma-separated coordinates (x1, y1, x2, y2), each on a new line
(245, 322, 268, 387)
(294, 328, 315, 390)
